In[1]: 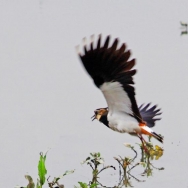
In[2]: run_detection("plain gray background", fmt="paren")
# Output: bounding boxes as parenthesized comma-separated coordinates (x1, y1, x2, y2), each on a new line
(0, 1, 188, 187)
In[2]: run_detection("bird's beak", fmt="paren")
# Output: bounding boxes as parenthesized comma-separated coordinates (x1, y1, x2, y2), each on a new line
(91, 114, 96, 121)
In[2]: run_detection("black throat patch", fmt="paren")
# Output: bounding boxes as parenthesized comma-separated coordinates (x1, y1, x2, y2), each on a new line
(99, 115, 109, 128)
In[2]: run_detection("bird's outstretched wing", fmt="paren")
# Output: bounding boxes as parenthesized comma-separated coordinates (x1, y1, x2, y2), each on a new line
(78, 35, 142, 122)
(139, 103, 162, 128)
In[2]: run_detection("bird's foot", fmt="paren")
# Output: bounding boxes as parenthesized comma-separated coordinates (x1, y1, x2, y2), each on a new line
(137, 134, 149, 154)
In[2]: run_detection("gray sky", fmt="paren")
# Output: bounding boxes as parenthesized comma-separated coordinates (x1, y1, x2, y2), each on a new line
(0, 1, 188, 187)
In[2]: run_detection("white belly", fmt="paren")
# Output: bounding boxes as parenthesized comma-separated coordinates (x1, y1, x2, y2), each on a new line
(107, 112, 141, 133)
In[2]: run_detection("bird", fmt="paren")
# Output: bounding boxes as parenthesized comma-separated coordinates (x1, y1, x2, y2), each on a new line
(91, 103, 162, 140)
(77, 35, 163, 144)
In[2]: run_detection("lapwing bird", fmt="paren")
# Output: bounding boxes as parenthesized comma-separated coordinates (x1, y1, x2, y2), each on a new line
(77, 35, 163, 144)
(91, 103, 162, 140)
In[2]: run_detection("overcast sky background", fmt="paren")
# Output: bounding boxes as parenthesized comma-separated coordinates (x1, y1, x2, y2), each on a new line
(0, 1, 188, 187)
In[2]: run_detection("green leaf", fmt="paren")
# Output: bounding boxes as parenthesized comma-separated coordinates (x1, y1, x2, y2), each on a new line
(86, 157, 90, 161)
(78, 182, 88, 188)
(90, 153, 94, 157)
(81, 157, 91, 164)
(90, 183, 98, 188)
(53, 169, 75, 183)
(62, 170, 75, 176)
(38, 152, 48, 187)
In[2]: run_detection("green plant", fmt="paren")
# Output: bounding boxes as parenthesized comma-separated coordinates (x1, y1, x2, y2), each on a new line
(17, 152, 74, 188)
(16, 138, 164, 188)
(115, 144, 145, 187)
(138, 140, 164, 177)
(75, 182, 98, 188)
(79, 152, 116, 187)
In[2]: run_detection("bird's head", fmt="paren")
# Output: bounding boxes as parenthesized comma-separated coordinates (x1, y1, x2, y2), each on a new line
(91, 108, 108, 121)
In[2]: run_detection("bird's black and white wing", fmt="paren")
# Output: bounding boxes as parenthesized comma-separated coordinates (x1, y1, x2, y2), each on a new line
(78, 35, 142, 122)
(139, 103, 162, 128)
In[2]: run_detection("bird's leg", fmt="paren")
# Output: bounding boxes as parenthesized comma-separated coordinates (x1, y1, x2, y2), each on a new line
(137, 134, 148, 153)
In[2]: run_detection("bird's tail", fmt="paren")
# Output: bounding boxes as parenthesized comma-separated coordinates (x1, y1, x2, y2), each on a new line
(140, 125, 163, 143)
(151, 132, 163, 143)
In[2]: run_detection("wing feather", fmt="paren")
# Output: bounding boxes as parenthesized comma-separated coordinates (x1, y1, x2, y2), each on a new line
(79, 35, 142, 122)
